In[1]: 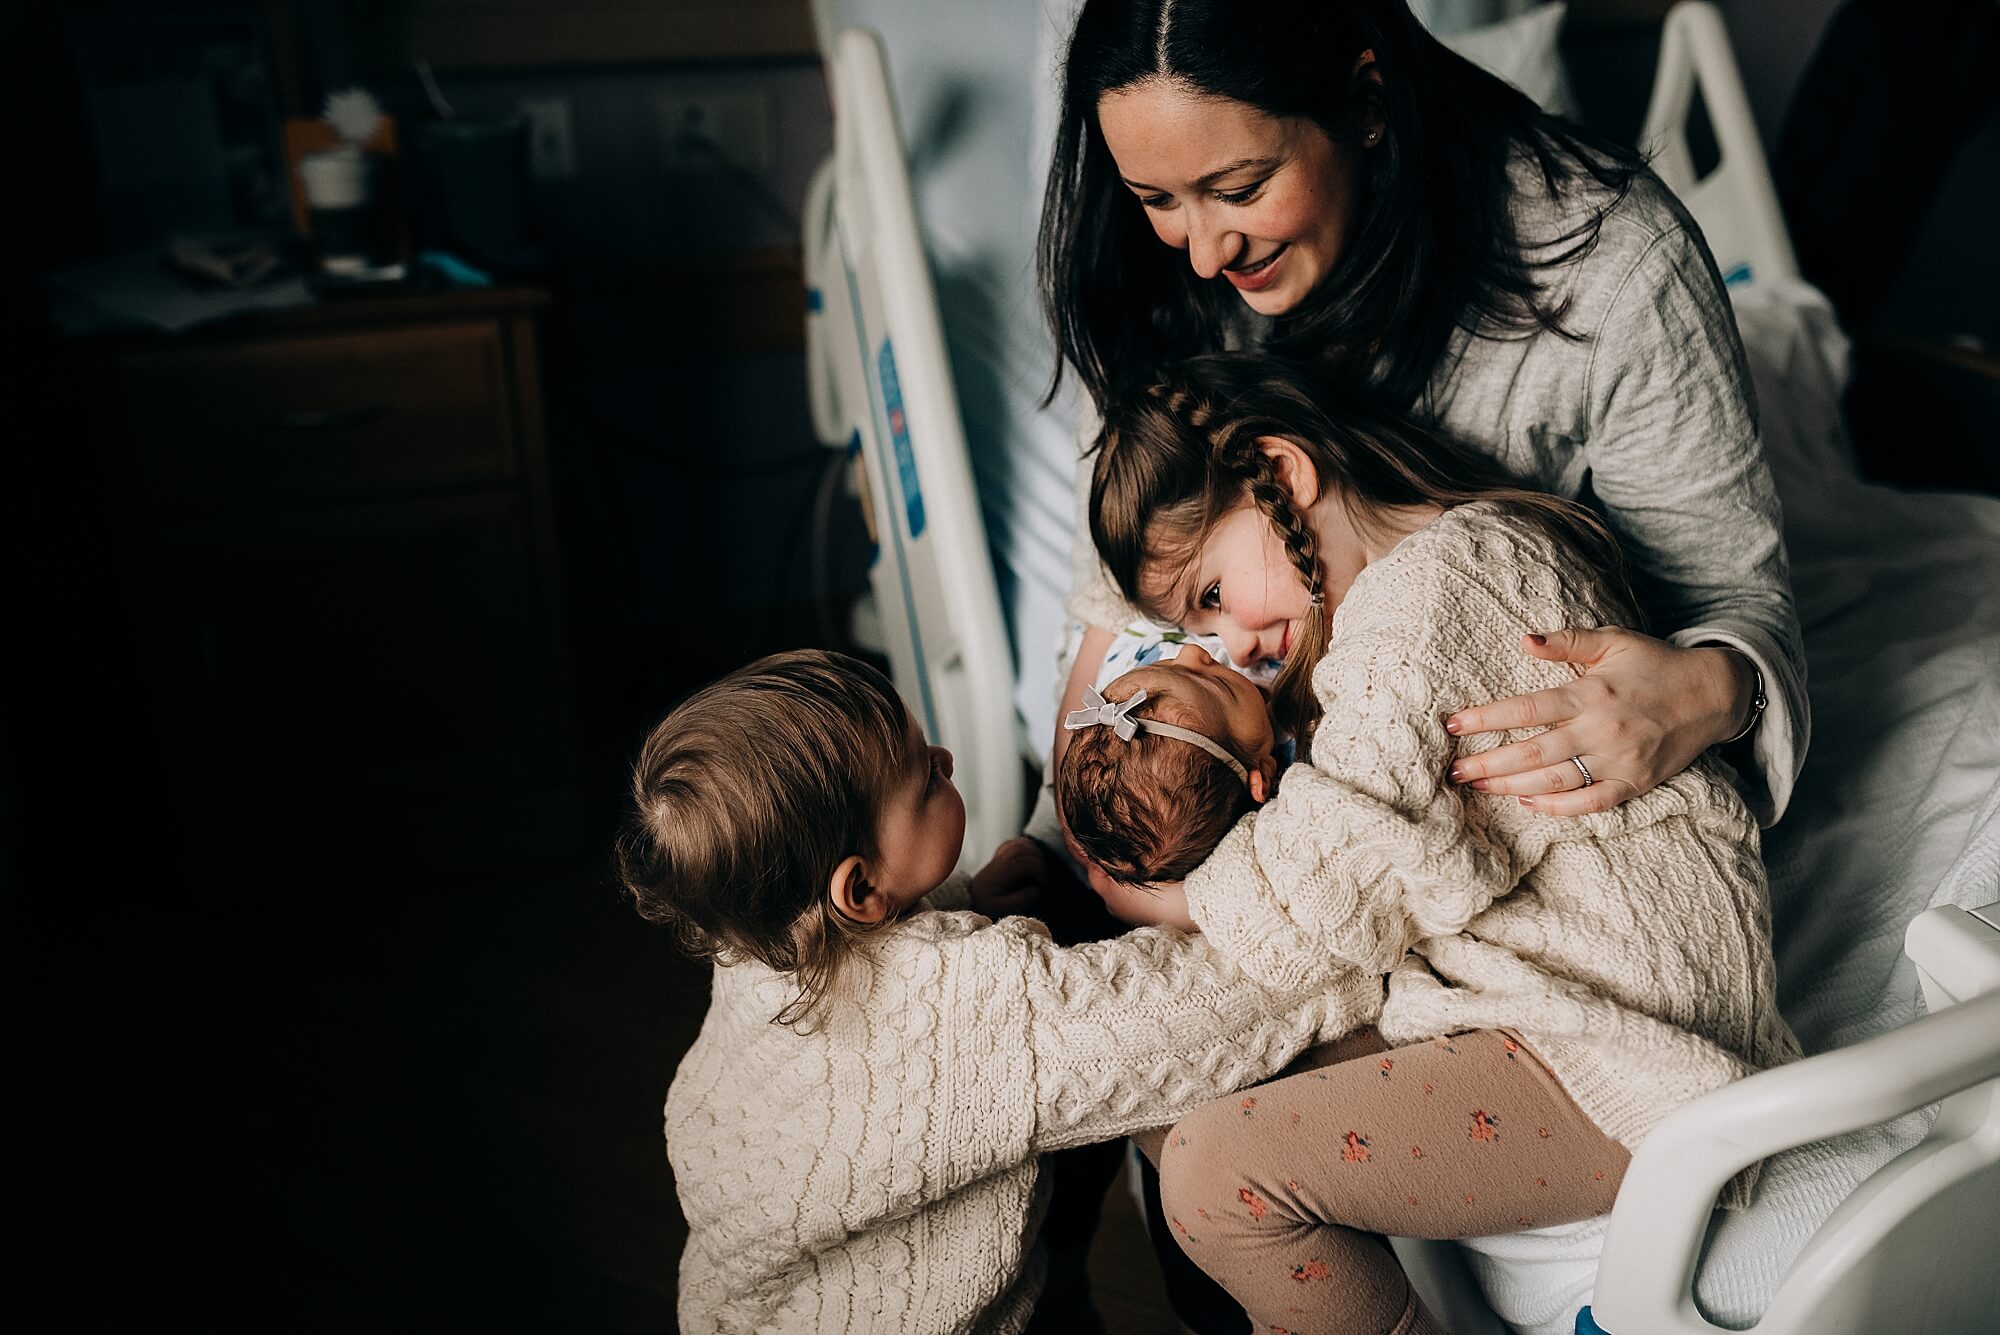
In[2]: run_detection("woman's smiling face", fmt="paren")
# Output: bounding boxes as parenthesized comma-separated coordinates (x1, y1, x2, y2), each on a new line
(1096, 78, 1367, 317)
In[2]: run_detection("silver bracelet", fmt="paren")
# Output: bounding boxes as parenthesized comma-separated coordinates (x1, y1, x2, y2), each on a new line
(1721, 657, 1767, 746)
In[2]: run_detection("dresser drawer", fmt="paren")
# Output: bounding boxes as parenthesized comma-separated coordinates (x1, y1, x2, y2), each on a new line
(121, 321, 519, 512)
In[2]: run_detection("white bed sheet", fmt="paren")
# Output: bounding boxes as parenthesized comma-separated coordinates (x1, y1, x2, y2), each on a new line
(1458, 280, 2000, 1335)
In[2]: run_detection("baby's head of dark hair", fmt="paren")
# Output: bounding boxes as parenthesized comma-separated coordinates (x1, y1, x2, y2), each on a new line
(615, 649, 915, 1027)
(1057, 667, 1263, 885)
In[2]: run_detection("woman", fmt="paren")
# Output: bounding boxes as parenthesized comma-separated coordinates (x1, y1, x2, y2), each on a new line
(1034, 0, 1805, 824)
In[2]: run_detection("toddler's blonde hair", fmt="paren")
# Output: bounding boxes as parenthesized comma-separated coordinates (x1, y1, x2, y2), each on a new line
(616, 650, 909, 1028)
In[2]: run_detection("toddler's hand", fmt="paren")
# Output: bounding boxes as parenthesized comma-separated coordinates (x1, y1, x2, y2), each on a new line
(970, 836, 1048, 919)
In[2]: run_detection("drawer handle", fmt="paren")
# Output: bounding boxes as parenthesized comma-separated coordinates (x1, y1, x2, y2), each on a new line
(270, 403, 393, 431)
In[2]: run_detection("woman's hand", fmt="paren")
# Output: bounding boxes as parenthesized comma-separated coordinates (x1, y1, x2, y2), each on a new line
(1444, 628, 1754, 815)
(970, 836, 1049, 919)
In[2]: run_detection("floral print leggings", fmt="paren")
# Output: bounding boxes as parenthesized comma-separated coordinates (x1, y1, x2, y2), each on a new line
(1155, 1028, 1629, 1335)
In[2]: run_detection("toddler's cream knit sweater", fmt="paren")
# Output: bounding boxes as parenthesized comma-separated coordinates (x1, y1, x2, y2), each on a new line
(1186, 502, 1801, 1154)
(666, 879, 1382, 1333)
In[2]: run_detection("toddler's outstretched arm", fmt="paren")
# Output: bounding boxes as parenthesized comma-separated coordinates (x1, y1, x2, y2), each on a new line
(861, 912, 1381, 1222)
(1005, 921, 1380, 1153)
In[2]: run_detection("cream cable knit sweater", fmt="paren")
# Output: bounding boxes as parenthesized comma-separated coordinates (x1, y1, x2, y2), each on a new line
(1185, 502, 1801, 1160)
(666, 876, 1383, 1334)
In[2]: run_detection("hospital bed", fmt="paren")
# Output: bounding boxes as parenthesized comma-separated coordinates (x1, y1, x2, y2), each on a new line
(802, 4, 2000, 1332)
(801, 32, 1021, 863)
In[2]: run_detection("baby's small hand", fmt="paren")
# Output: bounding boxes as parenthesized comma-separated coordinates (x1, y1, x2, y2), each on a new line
(970, 836, 1048, 919)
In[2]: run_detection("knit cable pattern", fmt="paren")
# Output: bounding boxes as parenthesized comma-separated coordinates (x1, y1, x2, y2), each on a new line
(1183, 504, 1799, 1159)
(669, 893, 1373, 1332)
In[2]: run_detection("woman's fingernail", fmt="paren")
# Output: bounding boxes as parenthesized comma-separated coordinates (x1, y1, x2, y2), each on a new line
(1471, 779, 1490, 792)
(1518, 797, 1535, 808)
(1449, 765, 1466, 781)
(1444, 717, 1463, 735)
(1527, 633, 1547, 647)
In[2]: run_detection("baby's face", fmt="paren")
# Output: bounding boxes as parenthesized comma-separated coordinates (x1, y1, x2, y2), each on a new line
(1116, 643, 1279, 772)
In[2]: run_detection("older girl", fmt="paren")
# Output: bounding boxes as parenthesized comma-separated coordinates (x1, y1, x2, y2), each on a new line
(1038, 0, 1804, 822)
(1087, 353, 1799, 1333)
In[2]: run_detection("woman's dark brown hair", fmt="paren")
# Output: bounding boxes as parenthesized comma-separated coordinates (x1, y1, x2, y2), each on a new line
(1092, 352, 1628, 741)
(615, 649, 911, 1028)
(1039, 0, 1641, 413)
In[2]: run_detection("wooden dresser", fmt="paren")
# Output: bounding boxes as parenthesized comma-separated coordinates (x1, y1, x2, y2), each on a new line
(79, 287, 579, 858)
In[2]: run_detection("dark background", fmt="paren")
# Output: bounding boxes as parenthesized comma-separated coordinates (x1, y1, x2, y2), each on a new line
(8, 1, 852, 1327)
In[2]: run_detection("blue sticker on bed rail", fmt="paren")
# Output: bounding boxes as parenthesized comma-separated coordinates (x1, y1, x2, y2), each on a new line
(876, 338, 926, 539)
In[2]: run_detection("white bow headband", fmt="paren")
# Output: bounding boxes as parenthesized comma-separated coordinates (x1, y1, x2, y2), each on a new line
(1063, 685, 1251, 787)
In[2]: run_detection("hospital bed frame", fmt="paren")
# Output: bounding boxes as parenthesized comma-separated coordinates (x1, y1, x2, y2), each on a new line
(805, 6, 2000, 1331)
(1583, 903, 2000, 1335)
(1574, 9, 2000, 1331)
(803, 29, 1022, 867)
(1636, 1, 1799, 290)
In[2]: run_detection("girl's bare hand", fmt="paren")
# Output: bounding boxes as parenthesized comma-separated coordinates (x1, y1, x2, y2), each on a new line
(1443, 628, 1753, 816)
(1092, 870, 1196, 933)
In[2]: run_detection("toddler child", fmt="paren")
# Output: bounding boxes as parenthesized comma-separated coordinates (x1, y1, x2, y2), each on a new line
(618, 648, 1379, 1334)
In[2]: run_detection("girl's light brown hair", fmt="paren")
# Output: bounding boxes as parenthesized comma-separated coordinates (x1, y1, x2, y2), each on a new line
(1091, 352, 1628, 741)
(614, 649, 911, 1029)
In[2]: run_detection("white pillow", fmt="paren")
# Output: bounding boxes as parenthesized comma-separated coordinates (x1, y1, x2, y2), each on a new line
(1436, 3, 1579, 119)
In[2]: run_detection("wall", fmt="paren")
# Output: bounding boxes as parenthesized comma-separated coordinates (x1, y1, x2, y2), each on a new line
(452, 60, 862, 728)
(1713, 0, 1843, 154)
(298, 6, 871, 724)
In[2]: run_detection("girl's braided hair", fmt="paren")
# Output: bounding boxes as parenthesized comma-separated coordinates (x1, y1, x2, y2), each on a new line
(1090, 352, 1627, 741)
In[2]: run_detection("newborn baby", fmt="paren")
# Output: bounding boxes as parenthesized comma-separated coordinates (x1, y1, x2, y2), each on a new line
(1057, 644, 1283, 929)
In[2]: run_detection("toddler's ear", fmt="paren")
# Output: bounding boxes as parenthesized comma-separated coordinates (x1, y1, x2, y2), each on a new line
(828, 854, 891, 924)
(1248, 754, 1281, 804)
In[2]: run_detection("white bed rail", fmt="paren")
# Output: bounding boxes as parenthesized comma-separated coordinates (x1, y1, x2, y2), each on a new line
(1589, 903, 2000, 1335)
(1639, 1, 1799, 289)
(806, 29, 1024, 867)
